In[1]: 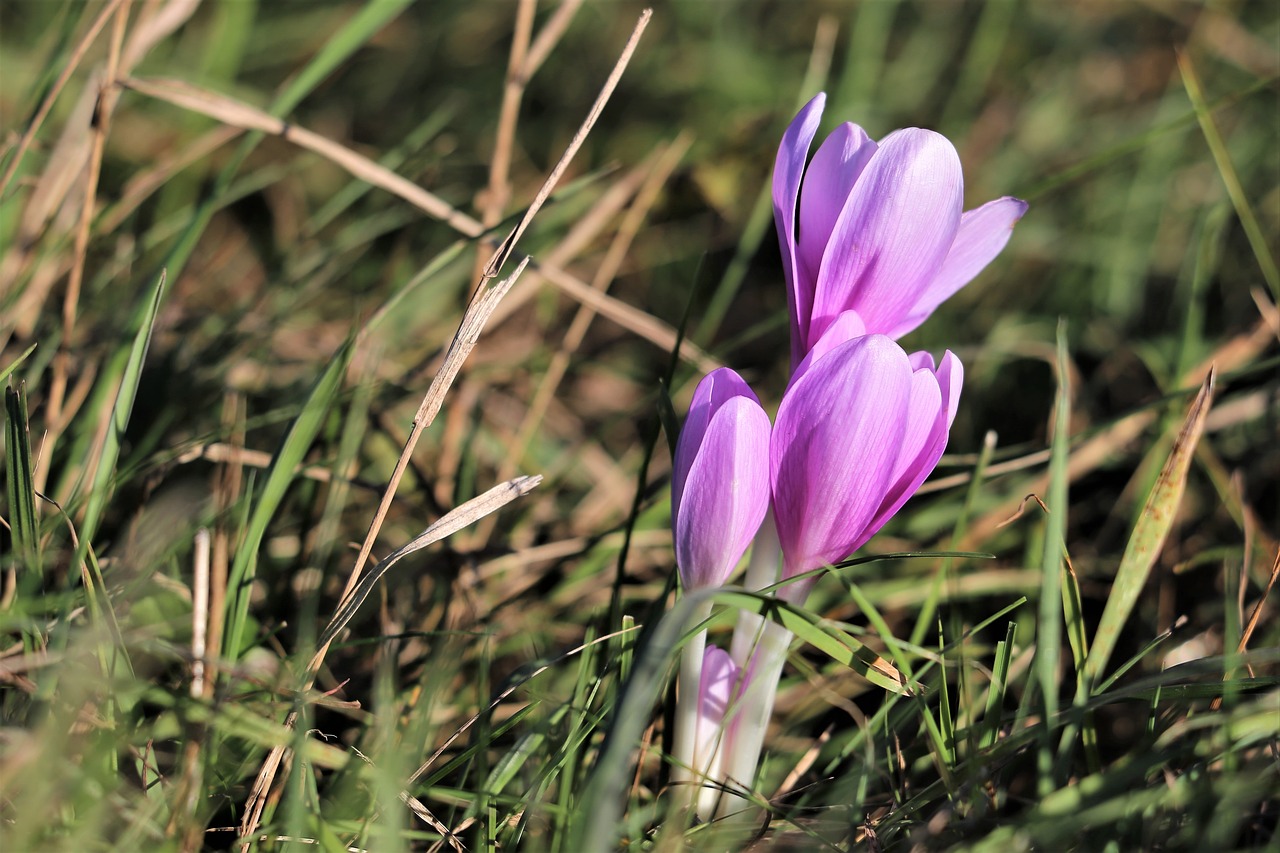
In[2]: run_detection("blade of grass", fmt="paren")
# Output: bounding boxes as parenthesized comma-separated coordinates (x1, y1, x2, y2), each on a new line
(911, 429, 998, 647)
(1081, 367, 1215, 691)
(572, 588, 715, 852)
(1177, 51, 1280, 301)
(979, 621, 1017, 750)
(76, 269, 165, 549)
(4, 384, 40, 576)
(843, 581, 954, 781)
(221, 336, 353, 662)
(1035, 319, 1070, 795)
(142, 0, 416, 290)
(0, 344, 37, 385)
(695, 14, 836, 343)
(714, 590, 907, 696)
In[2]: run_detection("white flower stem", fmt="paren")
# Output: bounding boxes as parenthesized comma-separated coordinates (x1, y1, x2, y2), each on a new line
(671, 597, 712, 812)
(717, 517, 791, 820)
(718, 616, 791, 820)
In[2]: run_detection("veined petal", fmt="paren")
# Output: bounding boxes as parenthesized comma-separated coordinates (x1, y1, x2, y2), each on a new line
(936, 349, 964, 429)
(863, 360, 949, 536)
(773, 93, 827, 365)
(908, 350, 936, 372)
(797, 123, 877, 288)
(771, 335, 912, 579)
(885, 196, 1028, 338)
(672, 368, 760, 513)
(789, 308, 868, 387)
(673, 373, 771, 589)
(812, 128, 963, 338)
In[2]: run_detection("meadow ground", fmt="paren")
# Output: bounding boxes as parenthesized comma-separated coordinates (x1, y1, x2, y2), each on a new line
(0, 1, 1277, 850)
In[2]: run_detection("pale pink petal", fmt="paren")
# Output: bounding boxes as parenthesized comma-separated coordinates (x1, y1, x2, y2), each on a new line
(796, 123, 877, 287)
(885, 196, 1028, 338)
(908, 350, 936, 372)
(773, 94, 827, 365)
(936, 350, 964, 429)
(812, 128, 963, 338)
(673, 370, 772, 589)
(771, 335, 911, 580)
(696, 645, 737, 753)
(789, 308, 867, 387)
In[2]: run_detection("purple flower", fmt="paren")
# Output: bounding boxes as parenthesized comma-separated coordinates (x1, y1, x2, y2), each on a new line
(672, 368, 772, 590)
(770, 330, 962, 601)
(774, 92, 1028, 366)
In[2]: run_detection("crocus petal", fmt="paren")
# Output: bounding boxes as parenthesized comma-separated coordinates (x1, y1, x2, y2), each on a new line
(936, 349, 964, 429)
(908, 350, 935, 372)
(696, 645, 738, 756)
(672, 369, 771, 590)
(789, 308, 867, 387)
(672, 368, 759, 512)
(884, 196, 1028, 338)
(812, 128, 963, 338)
(771, 335, 911, 582)
(796, 123, 877, 288)
(862, 363, 949, 536)
(773, 93, 827, 365)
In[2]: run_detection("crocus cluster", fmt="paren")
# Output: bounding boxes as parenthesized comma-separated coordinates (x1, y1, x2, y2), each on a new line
(668, 93, 1026, 819)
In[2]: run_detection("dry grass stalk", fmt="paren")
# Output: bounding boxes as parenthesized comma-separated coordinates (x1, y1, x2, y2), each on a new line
(1, 0, 200, 345)
(0, 0, 128, 199)
(37, 1, 132, 499)
(473, 132, 692, 546)
(118, 71, 713, 369)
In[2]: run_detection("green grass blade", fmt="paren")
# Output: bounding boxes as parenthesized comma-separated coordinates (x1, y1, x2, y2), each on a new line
(842, 581, 954, 778)
(1036, 320, 1071, 794)
(911, 429, 998, 647)
(980, 621, 1017, 750)
(1177, 53, 1280, 301)
(221, 338, 353, 661)
(714, 589, 908, 696)
(572, 589, 714, 852)
(156, 0, 417, 287)
(0, 343, 37, 385)
(695, 21, 836, 344)
(1083, 368, 1215, 691)
(77, 270, 167, 549)
(4, 383, 40, 574)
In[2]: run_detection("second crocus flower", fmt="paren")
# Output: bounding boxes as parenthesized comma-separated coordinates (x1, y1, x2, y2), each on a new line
(669, 367, 770, 813)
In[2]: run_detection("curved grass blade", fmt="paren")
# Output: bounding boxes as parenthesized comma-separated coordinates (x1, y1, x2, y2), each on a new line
(572, 589, 714, 852)
(4, 383, 40, 576)
(77, 270, 166, 549)
(1083, 367, 1216, 691)
(714, 589, 907, 695)
(0, 343, 37, 385)
(221, 338, 353, 662)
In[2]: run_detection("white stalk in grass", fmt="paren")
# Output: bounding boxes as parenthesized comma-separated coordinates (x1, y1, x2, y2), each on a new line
(718, 518, 789, 820)
(670, 597, 712, 800)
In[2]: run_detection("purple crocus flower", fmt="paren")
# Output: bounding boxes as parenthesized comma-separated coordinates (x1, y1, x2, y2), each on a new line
(770, 329, 962, 602)
(774, 92, 1028, 366)
(672, 368, 772, 590)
